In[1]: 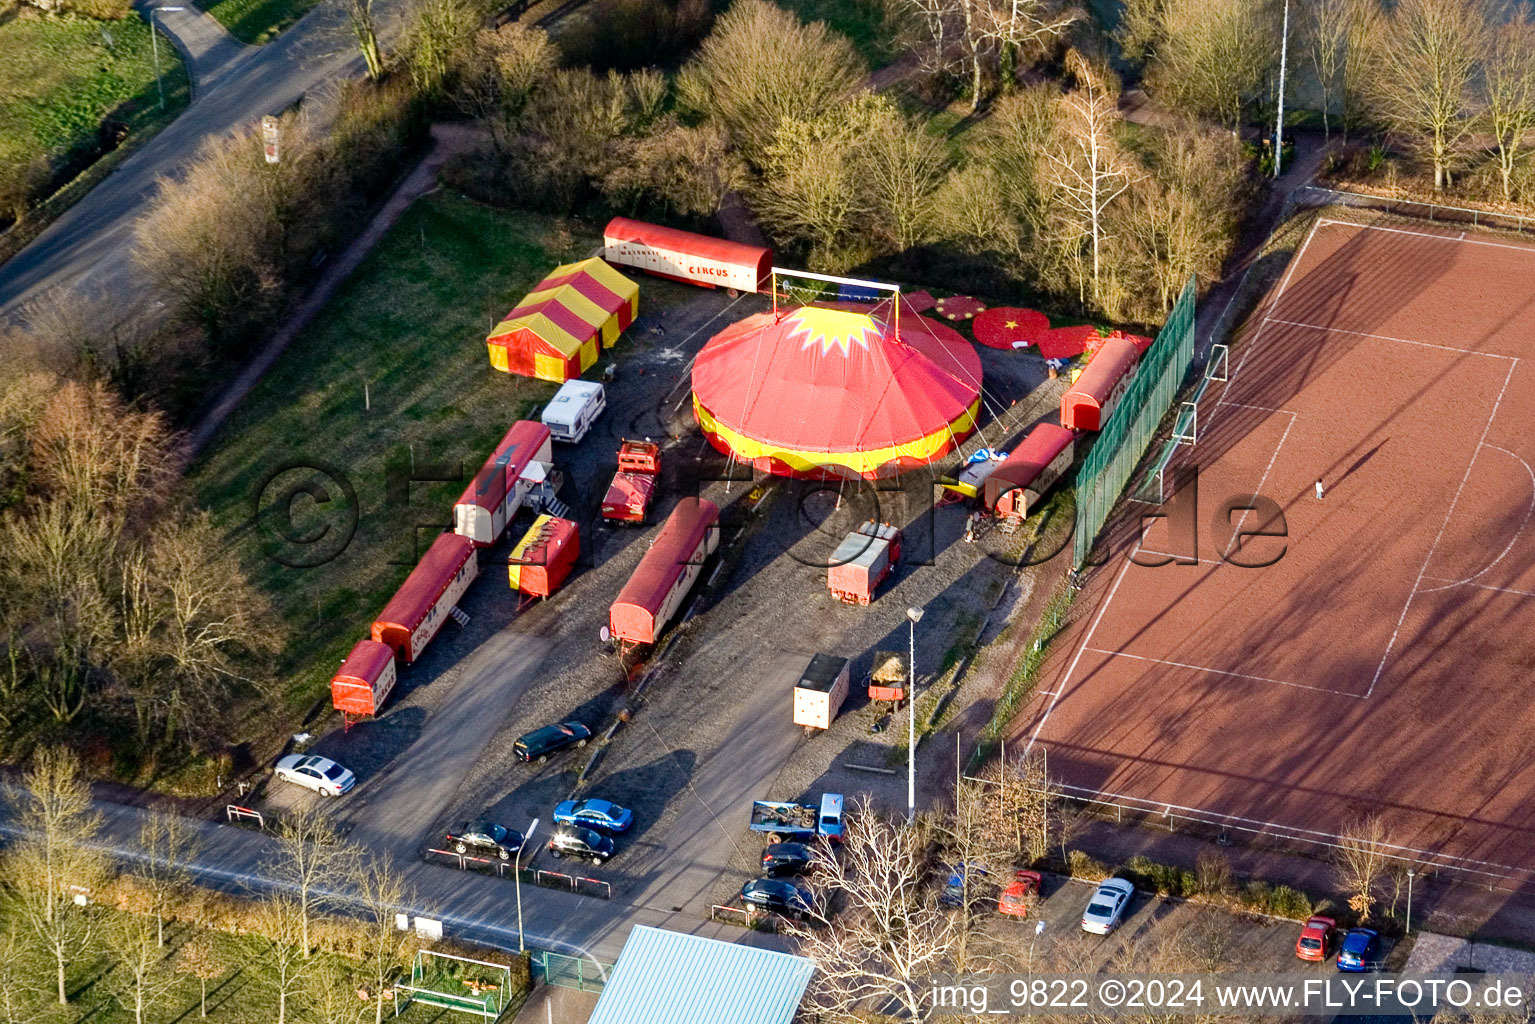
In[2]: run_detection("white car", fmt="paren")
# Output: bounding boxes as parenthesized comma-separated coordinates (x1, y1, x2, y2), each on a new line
(274, 754, 356, 797)
(1081, 878, 1135, 934)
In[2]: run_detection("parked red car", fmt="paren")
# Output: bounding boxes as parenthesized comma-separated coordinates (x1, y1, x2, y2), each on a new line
(998, 870, 1043, 918)
(1296, 915, 1338, 961)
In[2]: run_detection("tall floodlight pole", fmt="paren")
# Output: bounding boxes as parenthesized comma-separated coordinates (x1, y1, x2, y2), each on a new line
(907, 609, 916, 821)
(516, 818, 540, 953)
(149, 8, 185, 110)
(1274, 0, 1290, 179)
(1406, 867, 1416, 933)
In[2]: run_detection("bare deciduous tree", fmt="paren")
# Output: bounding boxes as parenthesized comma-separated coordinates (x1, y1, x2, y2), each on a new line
(675, 0, 863, 161)
(600, 120, 746, 218)
(337, 0, 385, 80)
(0, 924, 45, 1024)
(1140, 0, 1281, 130)
(1335, 814, 1396, 922)
(352, 853, 416, 1024)
(251, 894, 311, 1024)
(1037, 53, 1134, 306)
(174, 934, 227, 1018)
(132, 809, 201, 947)
(3, 747, 108, 1004)
(1481, 10, 1535, 200)
(788, 799, 955, 1023)
(104, 911, 179, 1024)
(265, 805, 359, 956)
(1369, 0, 1490, 190)
(864, 110, 950, 251)
(1301, 0, 1350, 138)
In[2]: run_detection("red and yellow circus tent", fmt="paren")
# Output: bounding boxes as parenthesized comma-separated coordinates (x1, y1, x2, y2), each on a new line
(691, 301, 982, 479)
(486, 258, 639, 381)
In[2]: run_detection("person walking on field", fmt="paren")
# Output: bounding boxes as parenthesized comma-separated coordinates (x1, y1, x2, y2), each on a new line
(1315, 479, 1325, 500)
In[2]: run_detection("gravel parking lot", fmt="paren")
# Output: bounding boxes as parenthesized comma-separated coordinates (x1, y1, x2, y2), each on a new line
(247, 278, 1074, 924)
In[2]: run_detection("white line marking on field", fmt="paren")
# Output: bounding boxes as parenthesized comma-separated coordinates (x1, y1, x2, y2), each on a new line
(1317, 217, 1535, 256)
(1221, 219, 1322, 399)
(1264, 316, 1517, 359)
(1368, 358, 1520, 698)
(1026, 555, 1134, 752)
(1417, 444, 1535, 595)
(1082, 647, 1363, 698)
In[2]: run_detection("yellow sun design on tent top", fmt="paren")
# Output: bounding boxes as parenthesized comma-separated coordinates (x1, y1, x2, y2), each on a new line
(784, 307, 887, 357)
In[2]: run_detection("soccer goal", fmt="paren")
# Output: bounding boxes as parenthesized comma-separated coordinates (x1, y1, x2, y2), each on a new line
(395, 950, 513, 1019)
(1206, 343, 1229, 382)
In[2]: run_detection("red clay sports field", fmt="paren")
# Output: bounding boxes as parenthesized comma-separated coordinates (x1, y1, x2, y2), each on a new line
(1016, 216, 1535, 887)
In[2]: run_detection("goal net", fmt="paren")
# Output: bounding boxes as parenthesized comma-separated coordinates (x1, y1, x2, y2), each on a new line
(395, 950, 512, 1019)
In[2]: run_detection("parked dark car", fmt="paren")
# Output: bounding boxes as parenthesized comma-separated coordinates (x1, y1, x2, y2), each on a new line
(940, 863, 990, 907)
(546, 824, 614, 865)
(761, 842, 814, 877)
(1336, 928, 1383, 972)
(444, 820, 524, 860)
(739, 878, 813, 920)
(514, 722, 592, 764)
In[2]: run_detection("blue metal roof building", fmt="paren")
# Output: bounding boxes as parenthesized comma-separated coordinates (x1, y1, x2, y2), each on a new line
(586, 926, 814, 1024)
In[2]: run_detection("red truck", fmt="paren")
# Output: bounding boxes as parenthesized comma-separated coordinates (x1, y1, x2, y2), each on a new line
(827, 521, 901, 605)
(602, 440, 662, 524)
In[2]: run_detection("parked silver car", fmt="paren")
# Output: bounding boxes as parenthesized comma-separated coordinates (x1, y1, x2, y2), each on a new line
(273, 754, 355, 797)
(1080, 878, 1135, 934)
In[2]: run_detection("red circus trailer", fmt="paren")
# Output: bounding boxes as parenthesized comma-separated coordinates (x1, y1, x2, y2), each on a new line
(507, 515, 579, 598)
(454, 420, 553, 547)
(609, 497, 721, 647)
(1061, 335, 1140, 432)
(372, 533, 479, 664)
(331, 639, 398, 722)
(984, 424, 1076, 519)
(603, 217, 772, 294)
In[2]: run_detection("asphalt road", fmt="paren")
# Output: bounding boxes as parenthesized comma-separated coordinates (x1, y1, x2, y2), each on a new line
(0, 0, 403, 322)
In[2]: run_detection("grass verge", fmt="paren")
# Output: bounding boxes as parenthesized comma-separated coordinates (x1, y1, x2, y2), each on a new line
(189, 192, 594, 720)
(0, 10, 190, 265)
(195, 0, 318, 43)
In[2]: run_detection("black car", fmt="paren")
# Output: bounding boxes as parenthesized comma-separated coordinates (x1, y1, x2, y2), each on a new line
(547, 824, 615, 864)
(761, 842, 814, 877)
(740, 878, 814, 920)
(514, 722, 593, 764)
(444, 820, 524, 860)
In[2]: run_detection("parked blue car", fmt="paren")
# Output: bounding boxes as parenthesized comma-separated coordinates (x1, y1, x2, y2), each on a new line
(1336, 928, 1382, 972)
(553, 798, 634, 833)
(939, 863, 990, 907)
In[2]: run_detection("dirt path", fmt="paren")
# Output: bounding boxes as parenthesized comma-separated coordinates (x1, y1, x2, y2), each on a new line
(187, 122, 483, 454)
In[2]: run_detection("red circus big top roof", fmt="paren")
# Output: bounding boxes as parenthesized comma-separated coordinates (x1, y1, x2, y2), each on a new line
(690, 302, 982, 478)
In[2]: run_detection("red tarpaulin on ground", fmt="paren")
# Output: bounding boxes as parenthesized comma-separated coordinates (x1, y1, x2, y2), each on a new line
(691, 300, 982, 479)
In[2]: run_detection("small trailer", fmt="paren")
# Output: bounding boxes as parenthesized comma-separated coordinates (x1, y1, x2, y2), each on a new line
(541, 379, 606, 443)
(603, 217, 772, 294)
(601, 439, 661, 524)
(330, 639, 398, 724)
(867, 650, 909, 705)
(792, 653, 850, 731)
(984, 423, 1075, 520)
(748, 794, 845, 844)
(507, 515, 579, 598)
(827, 521, 902, 605)
(608, 498, 721, 651)
(453, 420, 552, 547)
(372, 532, 478, 664)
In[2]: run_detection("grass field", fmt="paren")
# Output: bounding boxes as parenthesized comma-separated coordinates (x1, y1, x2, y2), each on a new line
(780, 0, 894, 69)
(190, 193, 595, 720)
(0, 9, 189, 180)
(196, 0, 316, 43)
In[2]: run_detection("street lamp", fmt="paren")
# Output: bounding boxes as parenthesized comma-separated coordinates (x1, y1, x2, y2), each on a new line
(515, 818, 540, 953)
(149, 7, 185, 111)
(1406, 867, 1415, 934)
(906, 606, 924, 823)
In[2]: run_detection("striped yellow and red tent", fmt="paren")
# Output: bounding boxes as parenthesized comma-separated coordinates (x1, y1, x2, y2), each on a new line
(691, 302, 982, 480)
(486, 258, 639, 381)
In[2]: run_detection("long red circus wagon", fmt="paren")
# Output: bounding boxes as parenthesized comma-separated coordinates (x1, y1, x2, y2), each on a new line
(453, 420, 552, 547)
(1060, 335, 1140, 432)
(608, 498, 720, 651)
(372, 532, 478, 664)
(984, 423, 1076, 519)
(602, 217, 772, 293)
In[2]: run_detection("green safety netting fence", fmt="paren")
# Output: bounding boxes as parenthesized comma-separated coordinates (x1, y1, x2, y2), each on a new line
(1073, 276, 1197, 568)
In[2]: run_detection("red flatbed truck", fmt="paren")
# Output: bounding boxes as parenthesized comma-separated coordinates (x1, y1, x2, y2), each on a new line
(601, 440, 662, 524)
(827, 521, 901, 605)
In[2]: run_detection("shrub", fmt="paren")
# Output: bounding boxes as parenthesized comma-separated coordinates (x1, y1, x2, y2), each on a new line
(0, 155, 52, 225)
(1195, 850, 1233, 896)
(1067, 849, 1110, 881)
(555, 0, 713, 71)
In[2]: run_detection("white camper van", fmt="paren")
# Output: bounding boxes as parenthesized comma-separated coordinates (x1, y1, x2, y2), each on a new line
(540, 380, 606, 443)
